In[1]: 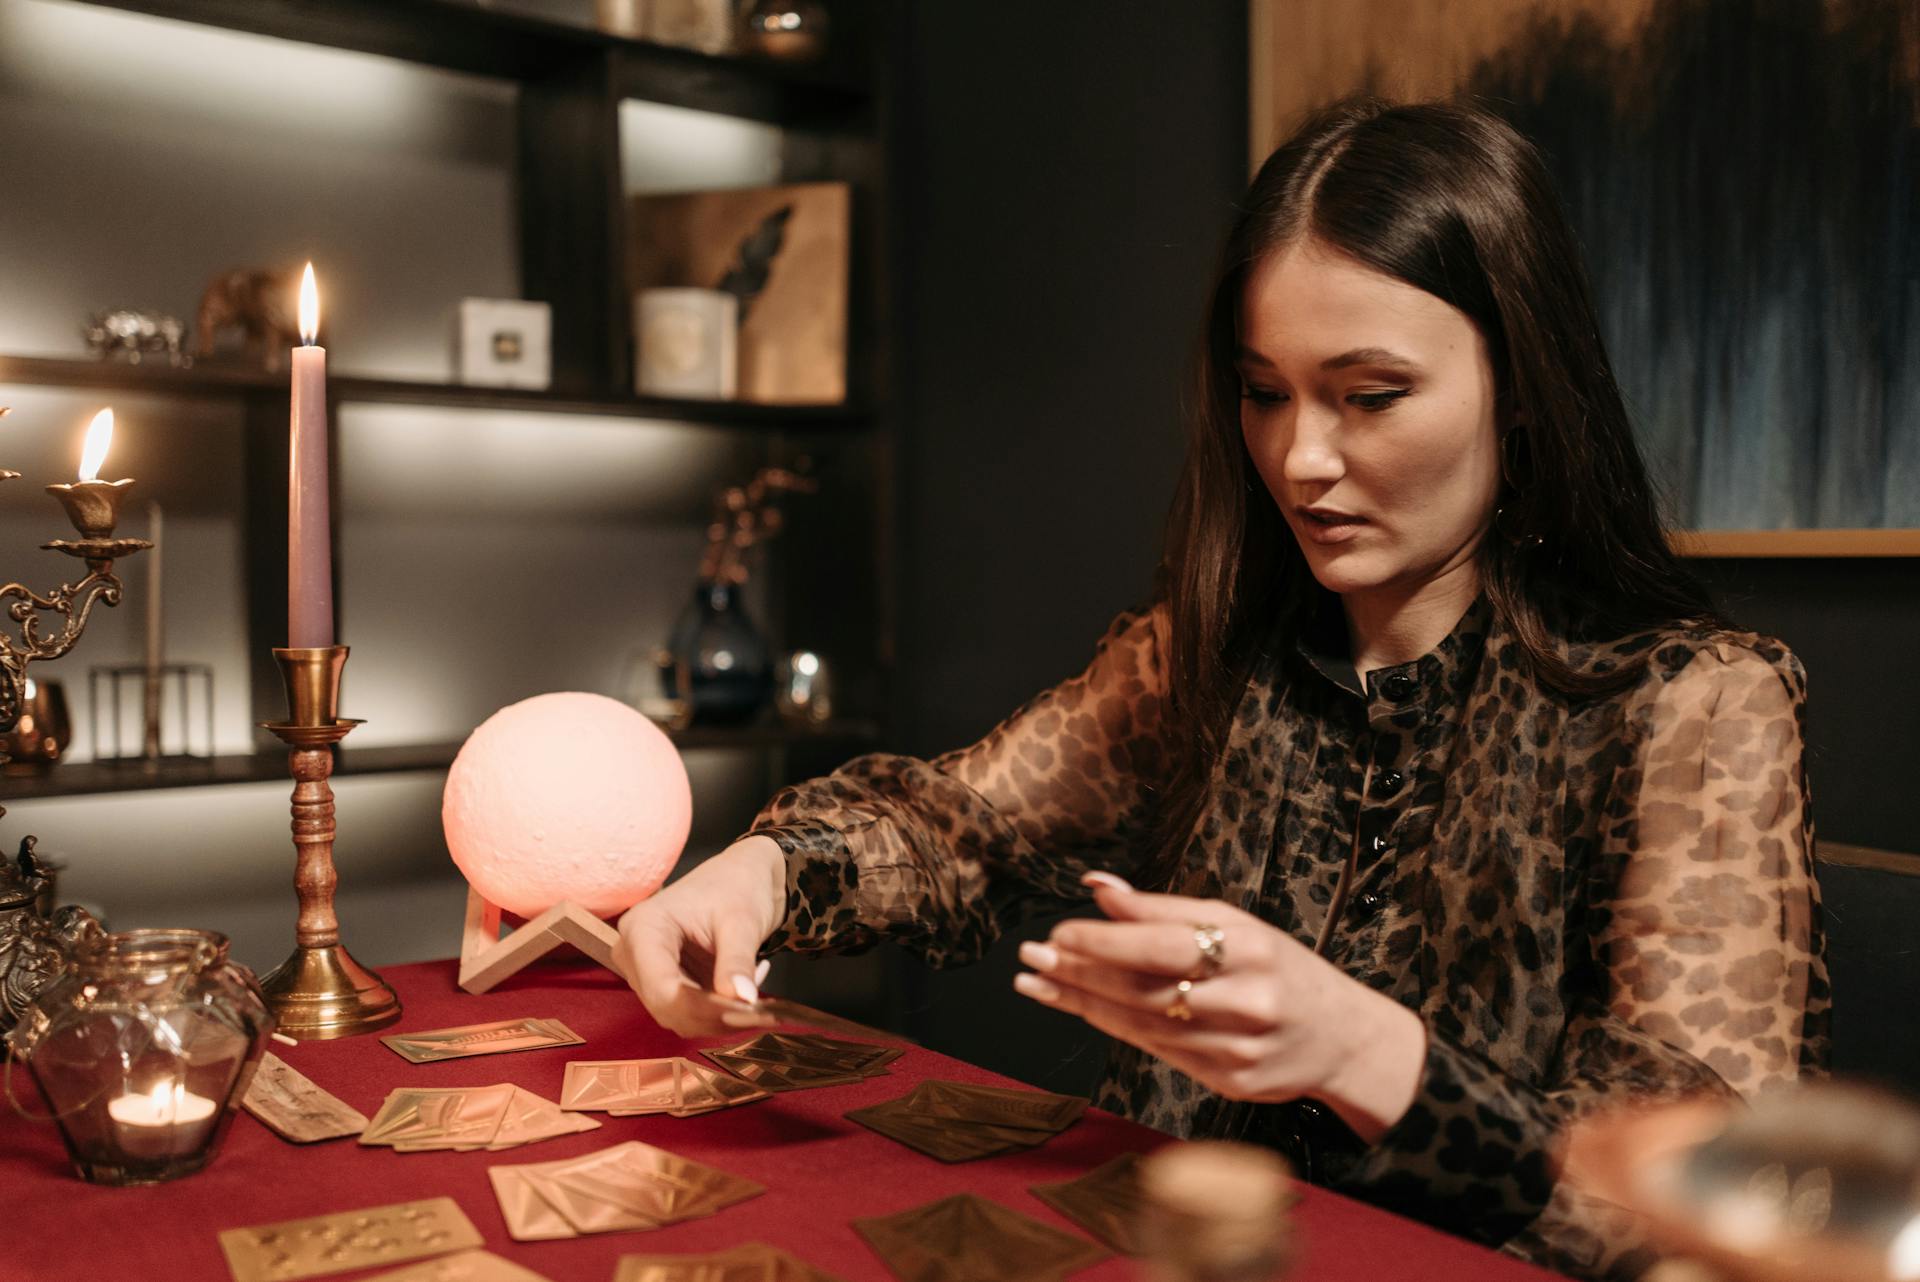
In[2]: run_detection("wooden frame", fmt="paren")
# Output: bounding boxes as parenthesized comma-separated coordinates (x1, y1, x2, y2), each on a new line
(458, 889, 627, 994)
(1673, 530, 1920, 559)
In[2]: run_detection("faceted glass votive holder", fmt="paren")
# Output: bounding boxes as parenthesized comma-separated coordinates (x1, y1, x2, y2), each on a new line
(14, 928, 273, 1185)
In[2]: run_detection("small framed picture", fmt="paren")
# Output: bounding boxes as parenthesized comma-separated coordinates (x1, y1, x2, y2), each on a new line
(457, 298, 551, 389)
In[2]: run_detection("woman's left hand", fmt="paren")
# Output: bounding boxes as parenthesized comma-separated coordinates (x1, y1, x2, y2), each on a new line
(1013, 871, 1427, 1143)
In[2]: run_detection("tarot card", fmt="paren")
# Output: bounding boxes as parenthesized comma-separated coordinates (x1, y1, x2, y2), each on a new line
(852, 1193, 1107, 1282)
(1030, 1153, 1146, 1256)
(241, 1052, 369, 1143)
(217, 1197, 483, 1282)
(381, 1017, 584, 1064)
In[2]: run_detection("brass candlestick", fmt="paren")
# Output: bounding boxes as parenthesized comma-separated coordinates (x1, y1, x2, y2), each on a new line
(255, 645, 401, 1038)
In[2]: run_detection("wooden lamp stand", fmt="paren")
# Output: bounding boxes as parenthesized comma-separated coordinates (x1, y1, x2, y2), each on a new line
(457, 888, 627, 994)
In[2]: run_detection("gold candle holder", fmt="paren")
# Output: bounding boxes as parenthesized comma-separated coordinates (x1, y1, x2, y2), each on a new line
(45, 477, 134, 540)
(255, 645, 401, 1038)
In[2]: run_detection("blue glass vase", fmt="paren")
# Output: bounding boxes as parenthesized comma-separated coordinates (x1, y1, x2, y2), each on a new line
(664, 581, 773, 725)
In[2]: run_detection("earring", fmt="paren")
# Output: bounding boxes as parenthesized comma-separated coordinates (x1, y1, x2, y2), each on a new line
(1495, 427, 1544, 549)
(1500, 427, 1534, 492)
(1493, 503, 1544, 548)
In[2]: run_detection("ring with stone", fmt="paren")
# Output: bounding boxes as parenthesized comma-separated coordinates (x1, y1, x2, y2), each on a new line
(1191, 923, 1226, 979)
(1165, 979, 1195, 1022)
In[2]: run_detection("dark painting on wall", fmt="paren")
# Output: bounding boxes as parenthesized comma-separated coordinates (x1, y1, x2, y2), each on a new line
(1252, 0, 1920, 543)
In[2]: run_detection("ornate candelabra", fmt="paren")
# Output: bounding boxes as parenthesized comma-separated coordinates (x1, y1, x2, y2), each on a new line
(0, 405, 150, 1030)
(254, 645, 400, 1038)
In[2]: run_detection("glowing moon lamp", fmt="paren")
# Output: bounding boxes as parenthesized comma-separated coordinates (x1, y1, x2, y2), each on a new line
(443, 692, 692, 919)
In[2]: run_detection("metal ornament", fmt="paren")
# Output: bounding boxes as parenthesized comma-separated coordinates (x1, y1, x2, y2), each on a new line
(0, 838, 105, 1030)
(0, 404, 150, 1030)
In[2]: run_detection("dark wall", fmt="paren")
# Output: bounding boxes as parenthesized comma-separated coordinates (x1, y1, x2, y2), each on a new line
(879, 2, 1250, 1090)
(1695, 557, 1920, 856)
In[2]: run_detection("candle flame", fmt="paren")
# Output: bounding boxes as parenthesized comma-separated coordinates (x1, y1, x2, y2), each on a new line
(151, 1081, 185, 1123)
(298, 263, 319, 344)
(78, 408, 114, 482)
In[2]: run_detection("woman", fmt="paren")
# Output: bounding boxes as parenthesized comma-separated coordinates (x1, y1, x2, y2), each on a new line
(618, 98, 1829, 1279)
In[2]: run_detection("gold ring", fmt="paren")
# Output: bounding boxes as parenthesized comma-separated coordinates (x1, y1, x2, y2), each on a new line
(1164, 979, 1194, 1021)
(1191, 924, 1225, 979)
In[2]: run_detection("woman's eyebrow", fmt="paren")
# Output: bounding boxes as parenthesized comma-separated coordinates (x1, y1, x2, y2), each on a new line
(1321, 346, 1422, 373)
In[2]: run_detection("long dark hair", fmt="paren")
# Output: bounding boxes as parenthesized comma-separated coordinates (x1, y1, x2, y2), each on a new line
(1148, 97, 1717, 884)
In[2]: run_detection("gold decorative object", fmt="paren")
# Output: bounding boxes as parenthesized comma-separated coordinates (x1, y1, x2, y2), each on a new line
(255, 645, 401, 1038)
(0, 404, 149, 1031)
(1566, 1083, 1920, 1282)
(1, 677, 71, 764)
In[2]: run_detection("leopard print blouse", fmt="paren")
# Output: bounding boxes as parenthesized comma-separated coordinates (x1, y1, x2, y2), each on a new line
(750, 598, 1830, 1280)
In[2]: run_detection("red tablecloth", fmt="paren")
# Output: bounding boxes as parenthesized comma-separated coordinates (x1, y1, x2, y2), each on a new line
(4, 958, 1565, 1281)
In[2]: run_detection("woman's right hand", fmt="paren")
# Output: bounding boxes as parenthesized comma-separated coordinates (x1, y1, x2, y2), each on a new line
(616, 833, 789, 1038)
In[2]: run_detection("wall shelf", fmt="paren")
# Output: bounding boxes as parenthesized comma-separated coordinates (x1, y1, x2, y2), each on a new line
(0, 719, 881, 801)
(83, 0, 874, 124)
(0, 355, 871, 430)
(8, 0, 895, 802)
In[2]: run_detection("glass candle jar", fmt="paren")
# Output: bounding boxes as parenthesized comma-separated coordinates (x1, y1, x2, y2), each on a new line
(7, 927, 274, 1185)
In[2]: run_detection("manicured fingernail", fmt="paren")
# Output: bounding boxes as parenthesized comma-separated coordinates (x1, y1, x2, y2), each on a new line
(1082, 871, 1134, 894)
(731, 974, 759, 1004)
(753, 958, 771, 985)
(1018, 941, 1060, 973)
(1013, 972, 1061, 1002)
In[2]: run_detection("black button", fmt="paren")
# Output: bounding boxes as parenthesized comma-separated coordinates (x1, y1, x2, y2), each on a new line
(1382, 672, 1415, 701)
(1357, 891, 1386, 913)
(1371, 769, 1404, 797)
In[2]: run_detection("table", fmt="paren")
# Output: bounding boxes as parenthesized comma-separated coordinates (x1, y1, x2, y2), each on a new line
(5, 958, 1565, 1280)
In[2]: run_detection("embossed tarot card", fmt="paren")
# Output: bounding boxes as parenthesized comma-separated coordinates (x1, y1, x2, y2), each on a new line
(382, 1017, 584, 1064)
(718, 1032, 904, 1078)
(485, 1085, 602, 1149)
(851, 1193, 1108, 1282)
(1029, 1153, 1146, 1256)
(218, 1196, 483, 1282)
(241, 1051, 369, 1143)
(640, 1060, 769, 1118)
(700, 1031, 900, 1093)
(561, 1058, 770, 1117)
(845, 1079, 1088, 1163)
(612, 1242, 846, 1282)
(907, 1080, 1087, 1132)
(561, 1059, 682, 1113)
(489, 1141, 764, 1241)
(359, 1249, 557, 1282)
(362, 1084, 519, 1151)
(842, 1103, 1046, 1163)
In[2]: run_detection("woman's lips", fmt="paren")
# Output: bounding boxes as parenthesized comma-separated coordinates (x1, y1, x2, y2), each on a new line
(1295, 507, 1369, 545)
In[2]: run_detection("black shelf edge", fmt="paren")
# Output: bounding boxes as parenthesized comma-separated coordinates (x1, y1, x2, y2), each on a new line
(0, 720, 880, 801)
(75, 0, 870, 118)
(0, 355, 871, 429)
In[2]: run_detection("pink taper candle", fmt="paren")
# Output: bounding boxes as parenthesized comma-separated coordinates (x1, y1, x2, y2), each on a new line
(289, 263, 334, 649)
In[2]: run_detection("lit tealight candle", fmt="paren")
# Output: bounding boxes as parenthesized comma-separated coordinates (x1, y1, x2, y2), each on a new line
(46, 408, 135, 539)
(106, 1080, 219, 1158)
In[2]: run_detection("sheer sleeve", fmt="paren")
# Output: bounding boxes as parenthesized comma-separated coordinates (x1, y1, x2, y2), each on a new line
(750, 606, 1175, 967)
(1331, 638, 1830, 1280)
